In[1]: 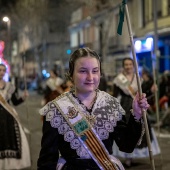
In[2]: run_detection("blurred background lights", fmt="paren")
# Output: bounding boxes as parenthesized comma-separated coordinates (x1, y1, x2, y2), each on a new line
(135, 40, 142, 52)
(66, 49, 71, 55)
(46, 73, 50, 78)
(42, 69, 47, 75)
(2, 16, 9, 22)
(145, 37, 153, 50)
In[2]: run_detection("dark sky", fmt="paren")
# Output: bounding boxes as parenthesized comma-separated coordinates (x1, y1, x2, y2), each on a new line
(0, 1, 14, 18)
(0, 0, 15, 5)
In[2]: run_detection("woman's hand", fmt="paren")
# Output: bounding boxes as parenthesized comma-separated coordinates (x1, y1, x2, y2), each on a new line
(132, 92, 150, 120)
(151, 84, 158, 93)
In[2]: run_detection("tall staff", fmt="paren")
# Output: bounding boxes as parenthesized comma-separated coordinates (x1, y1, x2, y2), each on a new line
(152, 0, 161, 134)
(23, 51, 33, 169)
(117, 0, 155, 170)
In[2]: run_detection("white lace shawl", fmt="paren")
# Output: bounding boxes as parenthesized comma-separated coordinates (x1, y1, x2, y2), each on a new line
(0, 82, 15, 101)
(113, 73, 138, 96)
(46, 77, 64, 91)
(39, 91, 125, 158)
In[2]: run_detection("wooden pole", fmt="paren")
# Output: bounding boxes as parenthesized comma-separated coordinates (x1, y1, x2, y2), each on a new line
(124, 4, 155, 170)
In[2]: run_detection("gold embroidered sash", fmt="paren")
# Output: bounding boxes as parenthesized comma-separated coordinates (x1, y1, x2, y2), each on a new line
(114, 73, 136, 98)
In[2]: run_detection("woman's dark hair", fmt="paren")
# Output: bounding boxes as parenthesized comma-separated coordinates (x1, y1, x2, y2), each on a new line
(0, 63, 7, 71)
(122, 57, 134, 67)
(51, 69, 58, 77)
(66, 47, 102, 81)
(142, 69, 152, 79)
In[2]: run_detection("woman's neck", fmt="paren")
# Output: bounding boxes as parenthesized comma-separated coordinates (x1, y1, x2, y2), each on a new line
(0, 79, 5, 88)
(123, 71, 134, 76)
(124, 71, 134, 82)
(75, 90, 97, 108)
(75, 90, 95, 100)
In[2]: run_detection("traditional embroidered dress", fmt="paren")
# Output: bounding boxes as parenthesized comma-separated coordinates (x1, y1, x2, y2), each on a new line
(113, 73, 138, 121)
(112, 73, 160, 159)
(38, 90, 144, 170)
(0, 82, 31, 170)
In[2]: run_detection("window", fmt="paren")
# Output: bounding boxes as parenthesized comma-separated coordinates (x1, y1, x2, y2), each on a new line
(157, 0, 162, 17)
(168, 0, 170, 14)
(70, 32, 78, 47)
(144, 0, 151, 23)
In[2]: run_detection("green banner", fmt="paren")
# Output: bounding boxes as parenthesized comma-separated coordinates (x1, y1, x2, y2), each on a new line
(117, 0, 127, 35)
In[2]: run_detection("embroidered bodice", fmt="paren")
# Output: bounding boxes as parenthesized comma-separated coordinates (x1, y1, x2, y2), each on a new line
(38, 90, 143, 170)
(40, 90, 127, 159)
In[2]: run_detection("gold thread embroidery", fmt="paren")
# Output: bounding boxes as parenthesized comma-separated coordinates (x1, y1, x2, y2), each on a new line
(85, 114, 96, 126)
(67, 106, 78, 119)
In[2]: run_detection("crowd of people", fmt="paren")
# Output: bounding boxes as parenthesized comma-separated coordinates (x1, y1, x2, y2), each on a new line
(0, 47, 169, 170)
(154, 71, 170, 128)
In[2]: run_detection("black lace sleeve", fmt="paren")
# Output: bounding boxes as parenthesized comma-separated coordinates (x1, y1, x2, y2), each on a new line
(114, 114, 142, 153)
(37, 118, 59, 170)
(10, 89, 24, 106)
(113, 84, 120, 97)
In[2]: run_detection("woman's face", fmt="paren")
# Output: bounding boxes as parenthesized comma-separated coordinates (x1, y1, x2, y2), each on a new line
(72, 56, 100, 94)
(0, 65, 6, 80)
(123, 59, 134, 74)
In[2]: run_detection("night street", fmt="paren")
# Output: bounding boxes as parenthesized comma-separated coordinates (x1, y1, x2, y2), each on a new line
(15, 91, 170, 170)
(0, 0, 170, 170)
(15, 91, 43, 170)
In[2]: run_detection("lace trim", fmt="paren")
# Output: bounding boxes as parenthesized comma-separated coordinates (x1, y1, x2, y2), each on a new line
(71, 90, 98, 113)
(93, 94, 124, 140)
(0, 82, 15, 101)
(0, 119, 21, 159)
(41, 91, 124, 158)
(49, 101, 91, 158)
(0, 150, 20, 159)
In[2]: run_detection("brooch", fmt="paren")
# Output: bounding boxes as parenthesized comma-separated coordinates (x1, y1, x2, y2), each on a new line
(67, 106, 78, 119)
(85, 114, 96, 126)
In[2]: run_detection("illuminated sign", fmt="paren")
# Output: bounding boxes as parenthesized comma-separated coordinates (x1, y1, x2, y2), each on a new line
(0, 41, 10, 81)
(134, 37, 153, 53)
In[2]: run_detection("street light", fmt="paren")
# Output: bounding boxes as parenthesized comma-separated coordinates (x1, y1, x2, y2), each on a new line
(2, 16, 10, 22)
(2, 16, 11, 63)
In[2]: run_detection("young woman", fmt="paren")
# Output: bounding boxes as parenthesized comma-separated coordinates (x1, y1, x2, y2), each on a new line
(113, 58, 138, 122)
(37, 48, 149, 170)
(112, 60, 160, 167)
(0, 63, 31, 169)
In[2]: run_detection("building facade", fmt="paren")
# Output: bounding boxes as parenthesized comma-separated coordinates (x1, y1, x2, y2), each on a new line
(68, 0, 170, 77)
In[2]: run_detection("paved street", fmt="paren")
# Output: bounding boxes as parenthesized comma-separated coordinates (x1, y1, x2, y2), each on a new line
(122, 136, 170, 170)
(15, 91, 170, 170)
(15, 91, 43, 170)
